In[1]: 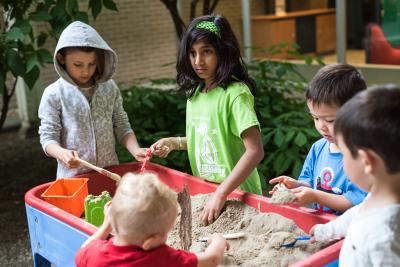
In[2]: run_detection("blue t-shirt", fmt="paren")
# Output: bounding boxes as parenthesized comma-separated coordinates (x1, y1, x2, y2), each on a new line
(299, 138, 367, 213)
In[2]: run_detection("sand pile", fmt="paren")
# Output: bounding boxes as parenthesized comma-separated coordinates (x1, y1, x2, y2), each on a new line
(167, 194, 328, 267)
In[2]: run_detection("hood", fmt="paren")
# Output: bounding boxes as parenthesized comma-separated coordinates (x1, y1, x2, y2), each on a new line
(54, 21, 117, 85)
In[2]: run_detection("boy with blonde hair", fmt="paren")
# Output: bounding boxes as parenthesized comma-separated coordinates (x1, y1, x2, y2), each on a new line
(310, 85, 400, 266)
(75, 172, 228, 267)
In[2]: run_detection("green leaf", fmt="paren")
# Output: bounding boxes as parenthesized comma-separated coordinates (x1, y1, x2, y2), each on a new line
(37, 49, 53, 64)
(304, 128, 320, 137)
(37, 32, 48, 47)
(30, 11, 52, 21)
(51, 0, 67, 19)
(67, 0, 79, 14)
(273, 129, 284, 147)
(294, 132, 307, 147)
(26, 53, 39, 72)
(284, 130, 296, 142)
(75, 12, 89, 23)
(6, 27, 25, 41)
(103, 0, 118, 11)
(24, 66, 40, 89)
(6, 49, 25, 76)
(89, 0, 102, 19)
(292, 160, 303, 177)
(273, 153, 285, 174)
(13, 20, 32, 35)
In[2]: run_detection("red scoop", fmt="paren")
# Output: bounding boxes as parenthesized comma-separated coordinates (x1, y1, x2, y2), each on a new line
(140, 149, 152, 173)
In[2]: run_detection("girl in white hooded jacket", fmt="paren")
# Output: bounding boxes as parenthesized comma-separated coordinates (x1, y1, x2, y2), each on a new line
(39, 21, 146, 178)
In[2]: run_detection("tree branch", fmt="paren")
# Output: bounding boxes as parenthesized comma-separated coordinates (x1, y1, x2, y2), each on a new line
(160, 0, 186, 39)
(190, 0, 198, 21)
(210, 0, 220, 13)
(203, 0, 210, 15)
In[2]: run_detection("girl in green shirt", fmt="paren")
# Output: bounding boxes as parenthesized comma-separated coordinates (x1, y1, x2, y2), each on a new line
(151, 14, 264, 226)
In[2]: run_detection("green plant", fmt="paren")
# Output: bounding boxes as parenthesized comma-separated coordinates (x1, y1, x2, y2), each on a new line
(0, 0, 117, 130)
(117, 81, 191, 173)
(249, 60, 320, 183)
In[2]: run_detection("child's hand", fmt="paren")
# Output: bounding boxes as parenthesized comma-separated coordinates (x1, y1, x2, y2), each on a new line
(208, 233, 229, 251)
(130, 147, 148, 162)
(291, 186, 317, 206)
(150, 138, 174, 158)
(269, 176, 300, 195)
(309, 225, 317, 243)
(201, 192, 226, 226)
(103, 201, 112, 225)
(60, 149, 79, 168)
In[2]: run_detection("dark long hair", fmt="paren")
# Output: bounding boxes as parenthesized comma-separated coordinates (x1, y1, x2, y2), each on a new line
(176, 14, 256, 98)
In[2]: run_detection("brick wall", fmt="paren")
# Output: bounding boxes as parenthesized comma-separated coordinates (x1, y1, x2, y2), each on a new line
(39, 0, 178, 87)
(38, 0, 264, 87)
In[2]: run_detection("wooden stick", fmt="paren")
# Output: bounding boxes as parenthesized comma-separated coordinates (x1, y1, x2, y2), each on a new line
(76, 158, 121, 182)
(198, 232, 245, 242)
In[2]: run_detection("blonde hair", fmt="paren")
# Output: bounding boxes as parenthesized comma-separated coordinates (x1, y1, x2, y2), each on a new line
(109, 172, 178, 241)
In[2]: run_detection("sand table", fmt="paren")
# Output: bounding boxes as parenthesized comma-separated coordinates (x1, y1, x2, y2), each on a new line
(167, 194, 329, 266)
(269, 188, 297, 204)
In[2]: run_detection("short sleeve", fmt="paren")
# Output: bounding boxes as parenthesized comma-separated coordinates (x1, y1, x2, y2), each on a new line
(229, 92, 260, 138)
(298, 146, 315, 187)
(343, 182, 367, 206)
(75, 246, 88, 267)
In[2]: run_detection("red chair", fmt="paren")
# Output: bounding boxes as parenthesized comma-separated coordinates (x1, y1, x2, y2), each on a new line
(365, 23, 400, 65)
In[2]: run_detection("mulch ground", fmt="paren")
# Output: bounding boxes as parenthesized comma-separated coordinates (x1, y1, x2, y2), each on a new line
(0, 127, 56, 266)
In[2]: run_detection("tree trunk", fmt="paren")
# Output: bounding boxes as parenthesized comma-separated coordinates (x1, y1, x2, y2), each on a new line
(160, 0, 186, 39)
(0, 79, 17, 131)
(190, 0, 198, 20)
(210, 0, 219, 13)
(203, 0, 210, 14)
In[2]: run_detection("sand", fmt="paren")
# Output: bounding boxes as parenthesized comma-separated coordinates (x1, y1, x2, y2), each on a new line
(167, 194, 329, 267)
(269, 187, 297, 205)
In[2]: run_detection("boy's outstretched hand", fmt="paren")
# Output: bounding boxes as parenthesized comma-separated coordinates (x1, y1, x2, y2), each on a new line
(268, 176, 300, 195)
(197, 233, 229, 267)
(308, 225, 318, 243)
(291, 187, 317, 206)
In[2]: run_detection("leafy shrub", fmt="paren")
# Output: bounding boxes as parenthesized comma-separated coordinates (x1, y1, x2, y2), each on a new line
(249, 60, 319, 186)
(117, 60, 320, 188)
(117, 81, 190, 172)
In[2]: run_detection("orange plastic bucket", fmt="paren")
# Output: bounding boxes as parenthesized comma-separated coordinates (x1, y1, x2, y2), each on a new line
(41, 178, 89, 217)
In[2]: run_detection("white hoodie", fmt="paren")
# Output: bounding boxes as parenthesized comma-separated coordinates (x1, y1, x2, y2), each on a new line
(38, 21, 133, 178)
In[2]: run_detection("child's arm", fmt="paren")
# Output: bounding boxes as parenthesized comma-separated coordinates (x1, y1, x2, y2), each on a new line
(150, 137, 187, 157)
(310, 204, 359, 242)
(291, 187, 353, 212)
(121, 132, 147, 161)
(45, 144, 80, 168)
(196, 234, 228, 267)
(201, 126, 264, 225)
(81, 202, 112, 248)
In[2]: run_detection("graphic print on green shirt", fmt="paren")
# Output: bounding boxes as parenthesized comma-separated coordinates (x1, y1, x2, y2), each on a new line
(186, 82, 262, 195)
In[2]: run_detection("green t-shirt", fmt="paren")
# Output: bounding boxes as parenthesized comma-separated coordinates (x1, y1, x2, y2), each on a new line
(186, 82, 262, 195)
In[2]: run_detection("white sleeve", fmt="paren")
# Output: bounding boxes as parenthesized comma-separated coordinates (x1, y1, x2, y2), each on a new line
(313, 204, 360, 242)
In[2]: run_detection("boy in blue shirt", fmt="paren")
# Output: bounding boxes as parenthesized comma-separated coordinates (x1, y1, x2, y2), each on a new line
(270, 64, 368, 213)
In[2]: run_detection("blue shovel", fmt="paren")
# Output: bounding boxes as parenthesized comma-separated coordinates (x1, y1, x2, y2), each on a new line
(280, 235, 311, 248)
